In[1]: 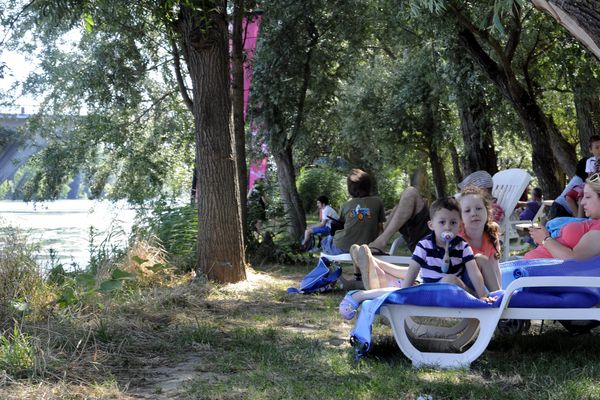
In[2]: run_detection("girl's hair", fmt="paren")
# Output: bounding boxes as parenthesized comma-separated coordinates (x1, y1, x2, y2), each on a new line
(460, 185, 501, 259)
(317, 195, 329, 205)
(586, 173, 600, 198)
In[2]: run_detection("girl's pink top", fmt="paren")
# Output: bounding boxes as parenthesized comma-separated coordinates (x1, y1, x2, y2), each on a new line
(458, 227, 497, 258)
(524, 218, 600, 259)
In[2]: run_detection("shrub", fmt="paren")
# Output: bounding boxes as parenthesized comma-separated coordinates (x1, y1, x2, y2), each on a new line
(297, 166, 346, 214)
(0, 226, 43, 324)
(135, 202, 197, 272)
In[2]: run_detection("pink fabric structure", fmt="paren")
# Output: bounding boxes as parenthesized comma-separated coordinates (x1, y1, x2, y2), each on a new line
(241, 13, 267, 192)
(242, 13, 262, 120)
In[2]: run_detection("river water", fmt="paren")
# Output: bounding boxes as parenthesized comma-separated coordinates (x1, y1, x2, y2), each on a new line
(0, 199, 136, 269)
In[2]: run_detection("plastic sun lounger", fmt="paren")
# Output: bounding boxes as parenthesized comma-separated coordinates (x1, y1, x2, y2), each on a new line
(492, 168, 531, 260)
(320, 252, 412, 266)
(351, 256, 600, 369)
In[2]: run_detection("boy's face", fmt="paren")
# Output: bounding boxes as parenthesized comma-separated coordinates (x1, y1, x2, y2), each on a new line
(316, 201, 323, 209)
(428, 208, 461, 245)
(590, 140, 600, 158)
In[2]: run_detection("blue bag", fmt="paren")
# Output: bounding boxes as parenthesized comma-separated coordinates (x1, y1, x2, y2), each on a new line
(287, 257, 342, 294)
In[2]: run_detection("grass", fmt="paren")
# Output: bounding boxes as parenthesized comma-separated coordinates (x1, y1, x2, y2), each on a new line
(2, 259, 600, 399)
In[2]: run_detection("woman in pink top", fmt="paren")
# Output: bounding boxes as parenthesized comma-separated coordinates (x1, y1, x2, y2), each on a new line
(458, 186, 502, 291)
(527, 173, 600, 260)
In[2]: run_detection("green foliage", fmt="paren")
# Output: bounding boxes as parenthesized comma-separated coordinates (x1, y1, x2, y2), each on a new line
(0, 322, 34, 377)
(135, 201, 198, 271)
(296, 166, 346, 214)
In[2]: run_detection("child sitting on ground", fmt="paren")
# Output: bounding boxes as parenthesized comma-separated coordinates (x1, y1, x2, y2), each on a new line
(518, 187, 543, 221)
(301, 195, 339, 251)
(339, 197, 496, 320)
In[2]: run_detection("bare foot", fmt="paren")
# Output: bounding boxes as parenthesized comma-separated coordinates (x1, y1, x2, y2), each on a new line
(357, 245, 383, 289)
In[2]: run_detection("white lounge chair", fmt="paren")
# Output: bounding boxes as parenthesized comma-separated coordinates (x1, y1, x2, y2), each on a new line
(492, 169, 531, 260)
(351, 256, 600, 369)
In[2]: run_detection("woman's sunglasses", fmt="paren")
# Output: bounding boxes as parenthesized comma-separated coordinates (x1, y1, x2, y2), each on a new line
(589, 172, 600, 183)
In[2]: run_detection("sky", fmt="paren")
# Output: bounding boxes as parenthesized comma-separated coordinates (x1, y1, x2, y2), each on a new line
(1, 49, 39, 114)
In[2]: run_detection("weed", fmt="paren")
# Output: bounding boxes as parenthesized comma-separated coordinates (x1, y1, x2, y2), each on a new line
(0, 322, 34, 378)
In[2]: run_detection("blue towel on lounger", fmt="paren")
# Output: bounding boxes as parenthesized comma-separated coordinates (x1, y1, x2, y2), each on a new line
(350, 283, 502, 356)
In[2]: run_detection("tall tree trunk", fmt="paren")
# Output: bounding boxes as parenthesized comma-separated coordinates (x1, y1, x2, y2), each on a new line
(274, 145, 306, 240)
(231, 0, 248, 245)
(178, 1, 246, 283)
(573, 77, 600, 155)
(423, 102, 447, 198)
(457, 28, 575, 197)
(449, 39, 499, 176)
(531, 0, 600, 61)
(457, 96, 498, 175)
(448, 142, 463, 185)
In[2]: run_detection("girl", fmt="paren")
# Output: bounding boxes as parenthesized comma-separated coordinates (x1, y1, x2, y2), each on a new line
(457, 186, 502, 291)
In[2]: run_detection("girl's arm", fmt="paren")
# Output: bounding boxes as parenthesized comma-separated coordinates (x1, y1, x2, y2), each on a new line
(400, 261, 421, 288)
(465, 259, 488, 299)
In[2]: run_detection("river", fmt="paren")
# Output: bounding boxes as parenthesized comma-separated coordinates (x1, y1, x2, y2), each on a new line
(0, 199, 137, 270)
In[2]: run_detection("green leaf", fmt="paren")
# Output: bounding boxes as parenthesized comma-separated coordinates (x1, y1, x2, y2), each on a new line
(111, 268, 135, 280)
(148, 263, 169, 273)
(76, 272, 96, 288)
(82, 13, 95, 32)
(98, 279, 122, 292)
(132, 255, 148, 265)
(57, 287, 78, 308)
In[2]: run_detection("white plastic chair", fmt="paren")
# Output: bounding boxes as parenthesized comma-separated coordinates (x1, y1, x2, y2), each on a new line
(492, 169, 531, 260)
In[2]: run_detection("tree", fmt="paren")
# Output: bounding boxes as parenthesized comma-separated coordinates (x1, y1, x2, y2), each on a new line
(531, 0, 600, 61)
(416, 1, 578, 196)
(2, 0, 246, 283)
(252, 0, 369, 240)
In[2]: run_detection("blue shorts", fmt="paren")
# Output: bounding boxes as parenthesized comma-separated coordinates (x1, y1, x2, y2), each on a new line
(311, 226, 331, 235)
(320, 235, 345, 255)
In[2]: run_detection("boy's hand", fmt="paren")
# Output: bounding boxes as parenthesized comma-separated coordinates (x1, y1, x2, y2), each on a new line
(479, 294, 498, 304)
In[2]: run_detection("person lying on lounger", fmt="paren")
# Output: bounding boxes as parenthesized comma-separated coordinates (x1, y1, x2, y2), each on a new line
(526, 173, 600, 260)
(339, 197, 496, 320)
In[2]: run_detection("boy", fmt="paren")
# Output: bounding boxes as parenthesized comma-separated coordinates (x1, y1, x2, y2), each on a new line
(339, 197, 494, 320)
(519, 187, 543, 221)
(585, 135, 600, 175)
(301, 195, 339, 251)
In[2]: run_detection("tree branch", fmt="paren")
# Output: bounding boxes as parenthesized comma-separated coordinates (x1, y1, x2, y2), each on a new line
(0, 0, 37, 47)
(504, 3, 522, 62)
(169, 35, 193, 112)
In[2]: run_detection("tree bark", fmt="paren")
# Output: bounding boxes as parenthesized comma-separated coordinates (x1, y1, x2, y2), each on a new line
(422, 102, 447, 198)
(573, 77, 600, 155)
(531, 0, 600, 61)
(274, 145, 306, 240)
(457, 97, 498, 176)
(178, 1, 246, 283)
